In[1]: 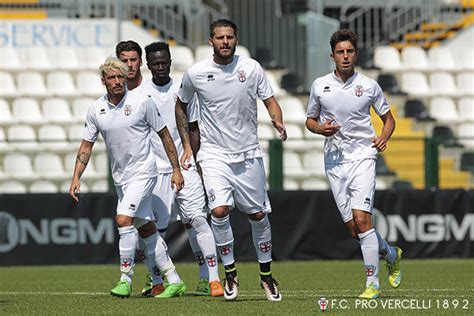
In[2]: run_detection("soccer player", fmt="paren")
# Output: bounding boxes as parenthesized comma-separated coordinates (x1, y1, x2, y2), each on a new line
(115, 40, 218, 297)
(139, 41, 224, 297)
(69, 57, 186, 299)
(175, 19, 287, 301)
(305, 29, 402, 299)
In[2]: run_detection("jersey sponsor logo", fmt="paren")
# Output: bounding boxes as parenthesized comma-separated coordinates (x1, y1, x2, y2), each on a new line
(355, 85, 364, 97)
(258, 241, 272, 253)
(365, 264, 376, 276)
(124, 104, 132, 116)
(208, 189, 216, 202)
(237, 70, 247, 83)
(207, 74, 215, 82)
(323, 86, 331, 93)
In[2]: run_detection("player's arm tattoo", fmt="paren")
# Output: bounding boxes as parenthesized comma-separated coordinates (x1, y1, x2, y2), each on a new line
(158, 127, 180, 170)
(76, 152, 90, 167)
(175, 99, 191, 148)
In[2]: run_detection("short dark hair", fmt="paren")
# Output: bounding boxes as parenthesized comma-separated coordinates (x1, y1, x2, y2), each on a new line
(330, 29, 358, 53)
(144, 41, 171, 57)
(210, 19, 238, 38)
(115, 40, 142, 58)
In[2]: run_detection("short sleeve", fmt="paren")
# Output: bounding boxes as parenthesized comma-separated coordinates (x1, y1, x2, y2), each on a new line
(306, 80, 321, 118)
(187, 94, 200, 123)
(177, 70, 196, 104)
(144, 98, 166, 133)
(83, 105, 99, 142)
(371, 82, 390, 116)
(256, 62, 274, 100)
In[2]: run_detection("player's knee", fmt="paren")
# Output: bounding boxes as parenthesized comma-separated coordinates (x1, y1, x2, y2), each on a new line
(211, 206, 230, 218)
(248, 211, 265, 221)
(137, 221, 157, 238)
(183, 223, 192, 229)
(353, 213, 372, 233)
(115, 215, 133, 227)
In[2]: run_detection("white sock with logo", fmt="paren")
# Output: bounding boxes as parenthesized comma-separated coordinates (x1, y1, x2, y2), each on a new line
(358, 228, 379, 288)
(118, 226, 137, 285)
(375, 231, 397, 264)
(211, 215, 235, 266)
(186, 226, 209, 280)
(192, 216, 220, 282)
(249, 215, 273, 263)
(142, 232, 181, 284)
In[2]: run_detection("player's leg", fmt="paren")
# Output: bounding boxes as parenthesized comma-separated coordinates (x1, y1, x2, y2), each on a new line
(234, 158, 281, 302)
(200, 158, 238, 300)
(184, 223, 211, 295)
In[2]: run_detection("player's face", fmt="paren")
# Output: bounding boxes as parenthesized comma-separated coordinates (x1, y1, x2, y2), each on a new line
(118, 50, 142, 80)
(147, 50, 171, 83)
(102, 68, 126, 97)
(331, 40, 357, 77)
(209, 26, 238, 64)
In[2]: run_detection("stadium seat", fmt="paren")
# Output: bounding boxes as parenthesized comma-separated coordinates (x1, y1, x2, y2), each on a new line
(404, 99, 435, 121)
(456, 73, 474, 96)
(0, 47, 24, 71)
(302, 150, 325, 177)
(258, 124, 276, 140)
(391, 180, 413, 190)
(12, 98, 44, 125)
(301, 178, 329, 190)
(34, 153, 69, 181)
(72, 97, 94, 122)
(458, 97, 474, 122)
(60, 180, 89, 193)
(400, 72, 430, 97)
(283, 151, 306, 179)
(3, 153, 39, 180)
(0, 99, 17, 125)
(90, 180, 109, 192)
(22, 46, 53, 71)
(280, 72, 309, 95)
(265, 71, 286, 97)
(7, 125, 40, 152)
(42, 98, 75, 124)
(376, 154, 396, 176)
(78, 47, 108, 70)
(255, 47, 283, 69)
(169, 45, 195, 72)
(94, 153, 109, 177)
(377, 73, 406, 95)
(0, 127, 12, 153)
(458, 123, 474, 148)
(283, 179, 300, 190)
(67, 124, 85, 143)
(76, 71, 104, 97)
(16, 71, 48, 97)
(460, 152, 474, 173)
(373, 46, 403, 71)
(64, 153, 102, 180)
(53, 46, 81, 70)
(47, 71, 78, 97)
(429, 97, 460, 123)
(460, 49, 474, 70)
(29, 180, 59, 193)
(430, 72, 458, 96)
(37, 124, 70, 152)
(279, 96, 306, 124)
(194, 45, 213, 62)
(355, 47, 378, 69)
(375, 178, 389, 190)
(0, 71, 19, 97)
(428, 47, 458, 71)
(432, 125, 463, 148)
(401, 46, 429, 70)
(0, 180, 28, 193)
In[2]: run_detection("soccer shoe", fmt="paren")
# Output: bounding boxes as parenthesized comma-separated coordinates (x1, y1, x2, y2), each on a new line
(154, 282, 186, 299)
(141, 273, 153, 296)
(223, 274, 239, 301)
(150, 283, 166, 297)
(193, 278, 210, 296)
(260, 277, 282, 301)
(358, 283, 380, 299)
(110, 281, 132, 298)
(210, 281, 224, 297)
(386, 247, 403, 288)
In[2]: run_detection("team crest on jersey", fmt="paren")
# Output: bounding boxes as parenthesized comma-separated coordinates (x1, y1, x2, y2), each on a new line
(237, 70, 246, 83)
(124, 104, 132, 116)
(354, 85, 364, 97)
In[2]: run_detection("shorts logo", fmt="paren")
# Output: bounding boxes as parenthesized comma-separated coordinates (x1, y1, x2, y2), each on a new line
(258, 241, 272, 253)
(238, 70, 246, 83)
(195, 251, 205, 265)
(129, 204, 136, 211)
(364, 197, 371, 205)
(124, 104, 132, 116)
(219, 245, 231, 256)
(206, 254, 217, 267)
(365, 264, 376, 276)
(355, 85, 364, 97)
(208, 189, 216, 202)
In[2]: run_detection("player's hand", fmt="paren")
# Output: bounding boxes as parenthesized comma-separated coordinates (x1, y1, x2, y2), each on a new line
(69, 179, 81, 202)
(271, 119, 287, 141)
(180, 147, 193, 170)
(171, 169, 185, 193)
(318, 118, 341, 137)
(372, 136, 387, 152)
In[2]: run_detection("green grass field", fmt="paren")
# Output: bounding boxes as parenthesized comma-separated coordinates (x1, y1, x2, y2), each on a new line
(1, 259, 473, 315)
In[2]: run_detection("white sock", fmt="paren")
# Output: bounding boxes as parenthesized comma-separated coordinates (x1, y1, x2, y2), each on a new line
(359, 228, 379, 288)
(375, 231, 397, 264)
(142, 232, 181, 284)
(186, 225, 209, 280)
(248, 215, 273, 263)
(138, 236, 163, 285)
(192, 216, 220, 282)
(118, 226, 137, 285)
(211, 215, 235, 266)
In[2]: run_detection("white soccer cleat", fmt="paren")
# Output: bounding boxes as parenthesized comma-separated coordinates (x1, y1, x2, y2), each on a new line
(223, 274, 238, 301)
(260, 277, 282, 301)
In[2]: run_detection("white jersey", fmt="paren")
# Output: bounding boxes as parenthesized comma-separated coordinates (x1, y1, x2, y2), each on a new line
(306, 71, 390, 164)
(84, 91, 166, 186)
(178, 55, 273, 163)
(138, 78, 199, 173)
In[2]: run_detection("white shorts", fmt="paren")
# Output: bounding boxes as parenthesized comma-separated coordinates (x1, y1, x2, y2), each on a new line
(151, 167, 207, 230)
(325, 158, 376, 223)
(115, 177, 157, 221)
(200, 157, 271, 215)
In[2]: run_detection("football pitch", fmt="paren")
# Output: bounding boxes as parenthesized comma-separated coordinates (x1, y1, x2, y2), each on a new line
(0, 259, 472, 315)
